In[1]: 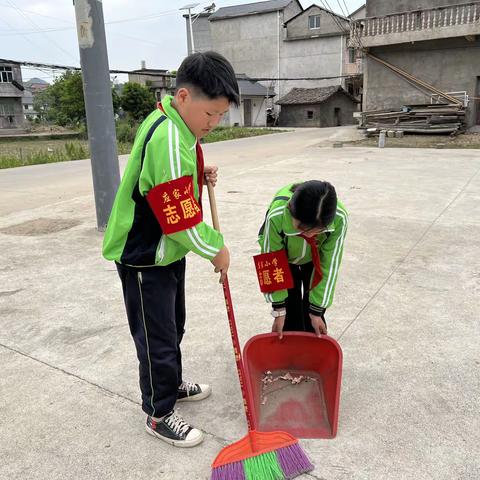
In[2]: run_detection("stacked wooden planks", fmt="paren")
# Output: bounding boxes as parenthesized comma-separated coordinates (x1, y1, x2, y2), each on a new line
(357, 103, 465, 135)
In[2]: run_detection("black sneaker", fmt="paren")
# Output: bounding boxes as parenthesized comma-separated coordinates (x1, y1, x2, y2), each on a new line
(177, 381, 212, 402)
(146, 411, 203, 448)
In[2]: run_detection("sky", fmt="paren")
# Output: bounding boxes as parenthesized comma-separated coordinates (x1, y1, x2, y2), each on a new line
(0, 0, 365, 83)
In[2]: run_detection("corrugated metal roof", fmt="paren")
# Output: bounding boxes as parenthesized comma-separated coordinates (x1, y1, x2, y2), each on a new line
(209, 0, 292, 21)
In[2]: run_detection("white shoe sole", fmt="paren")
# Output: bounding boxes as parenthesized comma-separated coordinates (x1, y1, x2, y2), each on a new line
(177, 385, 212, 403)
(146, 425, 204, 448)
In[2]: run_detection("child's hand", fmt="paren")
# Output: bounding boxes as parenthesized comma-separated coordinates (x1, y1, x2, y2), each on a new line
(271, 315, 286, 340)
(310, 314, 327, 336)
(204, 165, 218, 187)
(211, 245, 230, 283)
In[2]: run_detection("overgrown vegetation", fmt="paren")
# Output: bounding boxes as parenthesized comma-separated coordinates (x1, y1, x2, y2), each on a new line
(0, 127, 285, 169)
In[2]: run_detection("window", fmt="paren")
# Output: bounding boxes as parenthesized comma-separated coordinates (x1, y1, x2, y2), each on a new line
(0, 66, 13, 83)
(0, 102, 15, 115)
(306, 110, 314, 119)
(309, 15, 320, 30)
(348, 48, 356, 64)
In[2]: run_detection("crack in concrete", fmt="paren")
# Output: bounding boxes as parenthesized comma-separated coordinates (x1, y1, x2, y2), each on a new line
(339, 164, 480, 341)
(305, 470, 327, 480)
(0, 342, 230, 444)
(0, 289, 23, 297)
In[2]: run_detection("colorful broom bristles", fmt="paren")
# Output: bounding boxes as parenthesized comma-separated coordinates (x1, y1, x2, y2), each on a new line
(211, 442, 313, 480)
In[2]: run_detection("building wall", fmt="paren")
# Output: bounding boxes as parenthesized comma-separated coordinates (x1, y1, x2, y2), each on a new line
(350, 5, 366, 20)
(363, 37, 480, 126)
(206, 2, 302, 99)
(210, 11, 281, 82)
(196, 4, 353, 112)
(286, 6, 348, 38)
(186, 15, 213, 54)
(366, 0, 470, 17)
(283, 0, 303, 22)
(0, 63, 24, 129)
(278, 93, 357, 127)
(208, 10, 348, 97)
(0, 97, 24, 129)
(278, 103, 322, 127)
(281, 34, 346, 95)
(320, 93, 358, 126)
(221, 95, 267, 127)
(0, 63, 23, 98)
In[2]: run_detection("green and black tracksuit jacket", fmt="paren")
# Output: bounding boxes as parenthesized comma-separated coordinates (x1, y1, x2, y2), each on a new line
(102, 95, 223, 266)
(258, 183, 348, 316)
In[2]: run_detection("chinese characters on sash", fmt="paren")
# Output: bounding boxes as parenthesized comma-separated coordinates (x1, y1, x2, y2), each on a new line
(253, 250, 293, 293)
(146, 176, 203, 234)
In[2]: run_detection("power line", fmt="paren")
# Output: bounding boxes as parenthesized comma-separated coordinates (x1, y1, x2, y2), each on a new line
(106, 31, 165, 48)
(0, 3, 72, 24)
(335, 0, 347, 18)
(0, 26, 71, 35)
(2, 56, 361, 81)
(4, 0, 78, 63)
(0, 6, 180, 36)
(0, 8, 54, 58)
(318, 0, 350, 35)
(106, 8, 179, 25)
(321, 0, 364, 51)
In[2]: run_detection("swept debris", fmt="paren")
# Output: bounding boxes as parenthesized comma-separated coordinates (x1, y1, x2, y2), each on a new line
(260, 370, 318, 405)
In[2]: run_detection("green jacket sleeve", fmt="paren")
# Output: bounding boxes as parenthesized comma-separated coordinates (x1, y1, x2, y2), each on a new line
(138, 122, 223, 260)
(309, 205, 348, 311)
(258, 206, 289, 306)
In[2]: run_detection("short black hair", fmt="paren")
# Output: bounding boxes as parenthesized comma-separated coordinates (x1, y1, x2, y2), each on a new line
(289, 181, 337, 229)
(176, 51, 240, 106)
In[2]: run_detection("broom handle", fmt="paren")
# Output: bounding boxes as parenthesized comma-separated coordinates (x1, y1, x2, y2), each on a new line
(207, 181, 255, 431)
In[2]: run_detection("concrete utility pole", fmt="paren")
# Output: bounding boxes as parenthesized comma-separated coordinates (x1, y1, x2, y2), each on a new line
(73, 0, 120, 231)
(180, 3, 200, 54)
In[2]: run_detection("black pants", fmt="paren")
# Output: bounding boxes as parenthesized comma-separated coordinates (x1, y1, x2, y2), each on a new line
(284, 262, 318, 333)
(116, 259, 186, 418)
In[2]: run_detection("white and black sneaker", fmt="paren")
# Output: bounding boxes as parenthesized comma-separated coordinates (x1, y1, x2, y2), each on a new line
(177, 381, 212, 402)
(146, 411, 204, 448)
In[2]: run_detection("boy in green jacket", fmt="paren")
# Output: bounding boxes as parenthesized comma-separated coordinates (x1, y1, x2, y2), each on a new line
(257, 181, 348, 338)
(103, 52, 239, 447)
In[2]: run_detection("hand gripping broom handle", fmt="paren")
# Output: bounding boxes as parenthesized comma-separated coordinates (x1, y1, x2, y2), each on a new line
(207, 181, 254, 431)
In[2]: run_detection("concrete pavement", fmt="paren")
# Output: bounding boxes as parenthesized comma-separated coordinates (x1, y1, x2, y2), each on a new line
(1, 126, 479, 479)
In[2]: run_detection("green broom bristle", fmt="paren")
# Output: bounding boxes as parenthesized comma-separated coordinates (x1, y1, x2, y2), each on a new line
(243, 451, 285, 480)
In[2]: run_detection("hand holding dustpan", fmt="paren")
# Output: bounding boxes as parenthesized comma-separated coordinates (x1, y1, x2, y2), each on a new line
(206, 182, 314, 480)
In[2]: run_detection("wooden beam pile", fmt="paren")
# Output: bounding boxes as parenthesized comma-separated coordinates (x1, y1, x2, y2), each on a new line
(358, 104, 466, 135)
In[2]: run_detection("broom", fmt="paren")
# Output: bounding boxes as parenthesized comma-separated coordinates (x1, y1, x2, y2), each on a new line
(207, 182, 314, 480)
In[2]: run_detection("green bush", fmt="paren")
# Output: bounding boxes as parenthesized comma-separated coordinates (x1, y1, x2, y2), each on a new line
(116, 120, 139, 143)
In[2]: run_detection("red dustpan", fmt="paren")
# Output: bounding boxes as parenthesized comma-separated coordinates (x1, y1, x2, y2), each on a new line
(243, 332, 343, 439)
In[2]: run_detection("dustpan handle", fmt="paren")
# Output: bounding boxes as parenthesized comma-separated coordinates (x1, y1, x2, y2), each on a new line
(207, 181, 254, 431)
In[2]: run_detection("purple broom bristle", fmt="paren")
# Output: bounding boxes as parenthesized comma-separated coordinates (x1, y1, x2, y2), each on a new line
(211, 460, 246, 480)
(276, 443, 314, 479)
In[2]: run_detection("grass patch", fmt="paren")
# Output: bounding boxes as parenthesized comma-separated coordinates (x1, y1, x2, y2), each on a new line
(0, 126, 284, 169)
(202, 126, 285, 143)
(0, 140, 90, 169)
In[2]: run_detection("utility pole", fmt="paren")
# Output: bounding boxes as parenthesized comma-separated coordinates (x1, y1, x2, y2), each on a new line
(73, 0, 120, 231)
(180, 3, 200, 54)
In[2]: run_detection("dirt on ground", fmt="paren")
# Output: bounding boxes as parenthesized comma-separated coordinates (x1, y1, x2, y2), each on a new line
(345, 131, 480, 149)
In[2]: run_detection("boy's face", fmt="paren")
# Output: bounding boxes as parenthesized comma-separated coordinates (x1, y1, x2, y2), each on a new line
(173, 88, 230, 139)
(292, 218, 325, 238)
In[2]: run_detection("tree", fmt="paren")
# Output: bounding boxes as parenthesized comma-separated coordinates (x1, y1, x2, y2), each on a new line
(33, 70, 120, 127)
(120, 82, 156, 121)
(32, 70, 85, 126)
(111, 87, 121, 116)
